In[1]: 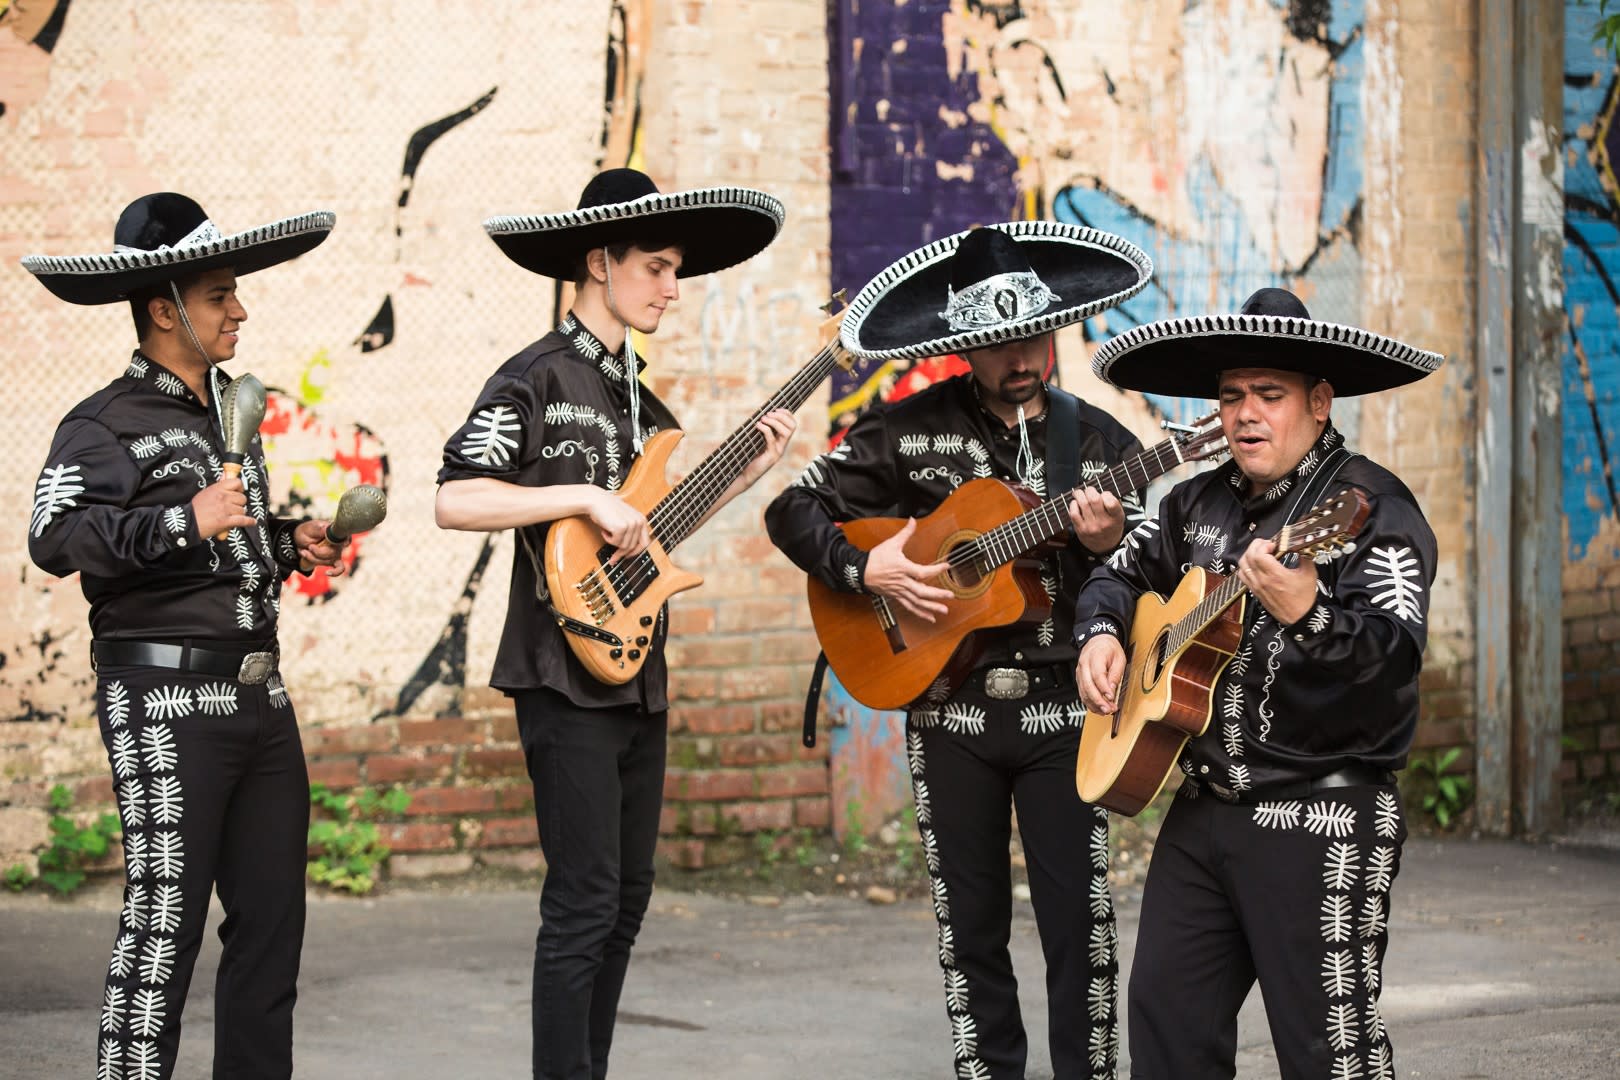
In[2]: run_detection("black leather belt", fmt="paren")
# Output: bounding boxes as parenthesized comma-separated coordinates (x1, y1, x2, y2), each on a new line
(91, 639, 278, 685)
(1200, 762, 1396, 805)
(961, 662, 1075, 701)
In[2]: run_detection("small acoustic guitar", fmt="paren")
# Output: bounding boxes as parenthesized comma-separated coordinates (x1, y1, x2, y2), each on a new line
(545, 301, 854, 685)
(807, 414, 1228, 710)
(1075, 488, 1371, 814)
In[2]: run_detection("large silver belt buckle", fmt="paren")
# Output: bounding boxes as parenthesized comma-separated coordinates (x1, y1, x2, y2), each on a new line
(237, 651, 275, 685)
(983, 667, 1029, 701)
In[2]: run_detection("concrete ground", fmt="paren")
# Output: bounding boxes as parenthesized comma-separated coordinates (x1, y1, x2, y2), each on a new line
(2, 835, 1618, 1078)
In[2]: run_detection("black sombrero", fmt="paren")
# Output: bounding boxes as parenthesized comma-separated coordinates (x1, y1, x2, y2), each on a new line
(839, 221, 1152, 362)
(22, 192, 335, 305)
(483, 167, 784, 279)
(1091, 287, 1445, 398)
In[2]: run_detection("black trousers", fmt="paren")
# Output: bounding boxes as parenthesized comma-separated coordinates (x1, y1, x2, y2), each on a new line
(515, 688, 668, 1080)
(94, 663, 309, 1080)
(906, 679, 1118, 1080)
(1128, 781, 1407, 1079)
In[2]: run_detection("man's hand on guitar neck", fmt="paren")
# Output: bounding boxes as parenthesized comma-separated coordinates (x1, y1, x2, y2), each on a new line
(1077, 635, 1126, 715)
(863, 518, 954, 622)
(1067, 487, 1127, 554)
(1236, 538, 1317, 626)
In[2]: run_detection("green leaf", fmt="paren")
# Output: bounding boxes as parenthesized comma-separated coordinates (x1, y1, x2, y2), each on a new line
(48, 784, 73, 813)
(41, 868, 84, 894)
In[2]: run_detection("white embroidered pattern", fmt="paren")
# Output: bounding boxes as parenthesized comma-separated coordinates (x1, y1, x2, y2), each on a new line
(124, 833, 147, 879)
(101, 985, 127, 1032)
(138, 726, 178, 772)
(1365, 845, 1396, 893)
(461, 405, 522, 468)
(1252, 800, 1302, 830)
(152, 883, 183, 934)
(151, 831, 184, 879)
(105, 681, 131, 728)
(126, 356, 150, 378)
(129, 435, 163, 458)
(143, 686, 192, 723)
(122, 883, 148, 931)
(1320, 894, 1353, 942)
(1323, 843, 1360, 890)
(1304, 801, 1357, 838)
(1307, 604, 1333, 634)
(1088, 874, 1113, 918)
(1255, 626, 1284, 741)
(793, 441, 851, 487)
(31, 464, 85, 537)
(1358, 895, 1387, 939)
(149, 776, 183, 825)
(1226, 763, 1251, 791)
(139, 936, 176, 984)
(1089, 920, 1117, 967)
(1363, 546, 1425, 623)
(235, 595, 256, 630)
(843, 563, 862, 591)
(940, 701, 987, 736)
(1108, 517, 1160, 569)
(111, 730, 139, 777)
(129, 988, 166, 1039)
(153, 371, 187, 396)
(1321, 949, 1356, 997)
(1361, 942, 1382, 993)
(1019, 700, 1066, 735)
(1090, 821, 1110, 871)
(1221, 683, 1244, 721)
(118, 778, 145, 829)
(1221, 721, 1244, 758)
(110, 933, 138, 978)
(196, 682, 237, 716)
(1373, 791, 1401, 838)
(1264, 475, 1293, 501)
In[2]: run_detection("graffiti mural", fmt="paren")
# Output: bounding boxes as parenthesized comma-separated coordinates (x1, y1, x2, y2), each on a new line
(0, 1, 614, 727)
(1564, 4, 1620, 562)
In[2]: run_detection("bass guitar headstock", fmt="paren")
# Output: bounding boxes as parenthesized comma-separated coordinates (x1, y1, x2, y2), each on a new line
(1162, 411, 1228, 463)
(818, 290, 857, 373)
(1277, 487, 1373, 562)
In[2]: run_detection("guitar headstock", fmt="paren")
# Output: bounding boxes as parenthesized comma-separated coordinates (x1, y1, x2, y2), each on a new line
(1162, 411, 1229, 463)
(817, 290, 857, 372)
(1276, 488, 1372, 562)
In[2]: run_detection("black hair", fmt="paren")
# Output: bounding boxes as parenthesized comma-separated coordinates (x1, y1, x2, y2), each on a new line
(128, 271, 204, 340)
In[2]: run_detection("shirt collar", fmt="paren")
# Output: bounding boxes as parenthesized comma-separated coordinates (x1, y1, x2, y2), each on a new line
(1220, 421, 1346, 511)
(557, 312, 648, 383)
(123, 349, 218, 408)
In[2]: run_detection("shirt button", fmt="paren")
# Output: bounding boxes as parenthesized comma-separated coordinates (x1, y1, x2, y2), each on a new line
(1248, 522, 1258, 531)
(177, 537, 188, 547)
(1014, 651, 1024, 661)
(1294, 634, 1305, 642)
(1199, 765, 1210, 775)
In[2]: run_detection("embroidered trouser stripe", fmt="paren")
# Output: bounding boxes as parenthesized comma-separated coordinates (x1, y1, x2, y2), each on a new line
(95, 666, 308, 1080)
(907, 682, 1118, 1080)
(1127, 783, 1406, 1079)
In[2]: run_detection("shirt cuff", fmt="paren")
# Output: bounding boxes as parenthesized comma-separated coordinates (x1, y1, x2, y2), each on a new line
(839, 551, 870, 593)
(1283, 599, 1336, 643)
(161, 503, 200, 552)
(1074, 616, 1124, 649)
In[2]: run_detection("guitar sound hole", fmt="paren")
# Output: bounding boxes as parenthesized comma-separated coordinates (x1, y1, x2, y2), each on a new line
(942, 546, 983, 591)
(1144, 632, 1169, 687)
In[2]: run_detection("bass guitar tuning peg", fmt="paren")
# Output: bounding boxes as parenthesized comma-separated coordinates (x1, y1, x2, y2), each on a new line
(820, 289, 848, 315)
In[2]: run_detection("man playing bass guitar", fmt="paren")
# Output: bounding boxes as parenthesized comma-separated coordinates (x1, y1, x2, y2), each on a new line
(435, 169, 796, 1080)
(1074, 287, 1443, 1079)
(767, 222, 1153, 1080)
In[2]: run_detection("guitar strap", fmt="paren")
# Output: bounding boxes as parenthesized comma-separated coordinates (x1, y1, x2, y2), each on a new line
(1044, 383, 1084, 497)
(801, 652, 829, 748)
(518, 528, 625, 648)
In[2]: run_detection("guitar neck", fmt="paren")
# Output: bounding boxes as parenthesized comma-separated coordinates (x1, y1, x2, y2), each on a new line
(1163, 518, 1312, 655)
(649, 342, 850, 552)
(971, 437, 1189, 569)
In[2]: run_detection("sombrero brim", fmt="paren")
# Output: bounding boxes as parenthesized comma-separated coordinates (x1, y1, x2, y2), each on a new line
(483, 186, 784, 279)
(1090, 314, 1446, 398)
(839, 221, 1152, 363)
(21, 211, 336, 305)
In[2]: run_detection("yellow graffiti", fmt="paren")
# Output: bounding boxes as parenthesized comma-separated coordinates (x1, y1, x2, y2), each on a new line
(299, 348, 332, 406)
(828, 359, 901, 422)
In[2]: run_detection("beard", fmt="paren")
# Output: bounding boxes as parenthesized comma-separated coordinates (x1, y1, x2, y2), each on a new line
(995, 374, 1042, 407)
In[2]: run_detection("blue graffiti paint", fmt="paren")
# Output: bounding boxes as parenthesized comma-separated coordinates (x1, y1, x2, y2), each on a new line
(1563, 5, 1620, 560)
(1052, 2, 1368, 424)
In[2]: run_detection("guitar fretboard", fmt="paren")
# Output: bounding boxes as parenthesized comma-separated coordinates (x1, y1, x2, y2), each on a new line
(952, 438, 1188, 572)
(649, 342, 850, 552)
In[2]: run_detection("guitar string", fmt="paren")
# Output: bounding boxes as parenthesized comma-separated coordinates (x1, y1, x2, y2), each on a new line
(588, 343, 845, 604)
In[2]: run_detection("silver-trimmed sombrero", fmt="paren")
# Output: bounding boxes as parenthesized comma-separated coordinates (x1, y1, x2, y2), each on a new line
(484, 167, 784, 279)
(1091, 287, 1445, 398)
(839, 221, 1152, 363)
(22, 192, 334, 306)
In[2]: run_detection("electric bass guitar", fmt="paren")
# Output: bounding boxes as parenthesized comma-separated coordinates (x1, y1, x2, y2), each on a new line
(1075, 488, 1371, 814)
(807, 414, 1228, 711)
(544, 301, 854, 684)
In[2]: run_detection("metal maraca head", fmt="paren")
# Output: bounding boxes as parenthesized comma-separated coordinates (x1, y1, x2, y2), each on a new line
(219, 373, 268, 460)
(327, 484, 388, 543)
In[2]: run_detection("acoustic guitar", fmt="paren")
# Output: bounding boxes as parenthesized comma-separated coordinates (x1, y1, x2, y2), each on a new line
(807, 414, 1228, 710)
(1075, 488, 1372, 814)
(545, 302, 854, 684)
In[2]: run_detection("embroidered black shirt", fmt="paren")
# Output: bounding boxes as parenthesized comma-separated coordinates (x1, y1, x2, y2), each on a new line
(438, 315, 680, 710)
(28, 353, 307, 644)
(1074, 424, 1438, 791)
(765, 373, 1144, 677)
